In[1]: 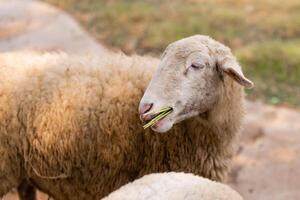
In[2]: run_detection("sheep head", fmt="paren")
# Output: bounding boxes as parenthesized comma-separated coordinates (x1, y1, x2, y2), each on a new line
(139, 35, 253, 133)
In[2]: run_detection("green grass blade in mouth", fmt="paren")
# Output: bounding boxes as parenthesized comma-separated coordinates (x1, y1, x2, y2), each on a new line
(143, 107, 173, 129)
(157, 106, 172, 113)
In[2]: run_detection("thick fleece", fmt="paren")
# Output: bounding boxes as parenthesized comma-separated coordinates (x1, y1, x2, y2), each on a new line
(0, 49, 244, 200)
(103, 172, 243, 200)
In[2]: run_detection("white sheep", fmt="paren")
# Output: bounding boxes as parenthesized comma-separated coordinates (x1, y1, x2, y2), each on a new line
(102, 172, 243, 200)
(0, 35, 252, 200)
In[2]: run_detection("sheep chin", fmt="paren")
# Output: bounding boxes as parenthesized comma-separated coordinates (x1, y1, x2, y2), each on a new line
(150, 118, 174, 133)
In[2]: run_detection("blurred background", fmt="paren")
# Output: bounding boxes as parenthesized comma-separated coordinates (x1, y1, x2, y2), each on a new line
(47, 0, 300, 107)
(0, 0, 299, 200)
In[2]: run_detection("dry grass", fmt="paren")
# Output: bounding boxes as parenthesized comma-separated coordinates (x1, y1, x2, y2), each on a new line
(45, 0, 300, 106)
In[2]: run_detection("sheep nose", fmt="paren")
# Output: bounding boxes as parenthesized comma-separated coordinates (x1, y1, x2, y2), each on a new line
(139, 103, 153, 115)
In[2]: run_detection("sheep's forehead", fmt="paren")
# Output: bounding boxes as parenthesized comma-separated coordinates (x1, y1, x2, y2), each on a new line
(168, 37, 211, 58)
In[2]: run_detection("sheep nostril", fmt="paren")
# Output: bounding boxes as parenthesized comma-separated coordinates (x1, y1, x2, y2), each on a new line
(139, 103, 153, 115)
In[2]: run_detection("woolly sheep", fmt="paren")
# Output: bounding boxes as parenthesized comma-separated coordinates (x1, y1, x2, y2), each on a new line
(0, 35, 252, 200)
(102, 172, 243, 200)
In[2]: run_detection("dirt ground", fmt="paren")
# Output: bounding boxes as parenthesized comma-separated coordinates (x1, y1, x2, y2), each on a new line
(0, 0, 108, 54)
(229, 101, 300, 200)
(1, 0, 299, 199)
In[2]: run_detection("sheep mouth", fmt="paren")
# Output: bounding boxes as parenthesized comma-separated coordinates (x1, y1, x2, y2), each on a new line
(143, 107, 173, 129)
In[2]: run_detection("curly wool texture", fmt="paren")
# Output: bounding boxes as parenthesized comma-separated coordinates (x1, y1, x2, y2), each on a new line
(103, 172, 243, 200)
(0, 50, 244, 200)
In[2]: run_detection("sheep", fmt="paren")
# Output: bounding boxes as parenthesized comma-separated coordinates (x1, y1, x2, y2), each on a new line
(0, 35, 252, 200)
(102, 172, 243, 200)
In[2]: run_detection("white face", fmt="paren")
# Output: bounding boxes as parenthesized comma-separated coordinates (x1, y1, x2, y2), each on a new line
(139, 35, 253, 133)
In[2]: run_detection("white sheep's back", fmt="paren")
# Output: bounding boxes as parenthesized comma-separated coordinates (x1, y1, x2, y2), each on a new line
(102, 172, 243, 200)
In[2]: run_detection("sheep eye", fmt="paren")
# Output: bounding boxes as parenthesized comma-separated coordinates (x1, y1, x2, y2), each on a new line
(190, 63, 204, 70)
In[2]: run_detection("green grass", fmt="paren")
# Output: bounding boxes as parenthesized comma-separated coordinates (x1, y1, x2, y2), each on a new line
(45, 0, 300, 106)
(237, 40, 300, 106)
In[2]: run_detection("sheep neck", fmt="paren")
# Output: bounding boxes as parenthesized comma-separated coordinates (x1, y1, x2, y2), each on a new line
(140, 77, 244, 181)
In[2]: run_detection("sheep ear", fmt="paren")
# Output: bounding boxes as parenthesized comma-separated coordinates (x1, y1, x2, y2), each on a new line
(218, 56, 254, 88)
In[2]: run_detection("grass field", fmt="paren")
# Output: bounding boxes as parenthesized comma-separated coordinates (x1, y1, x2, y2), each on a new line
(46, 0, 300, 106)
